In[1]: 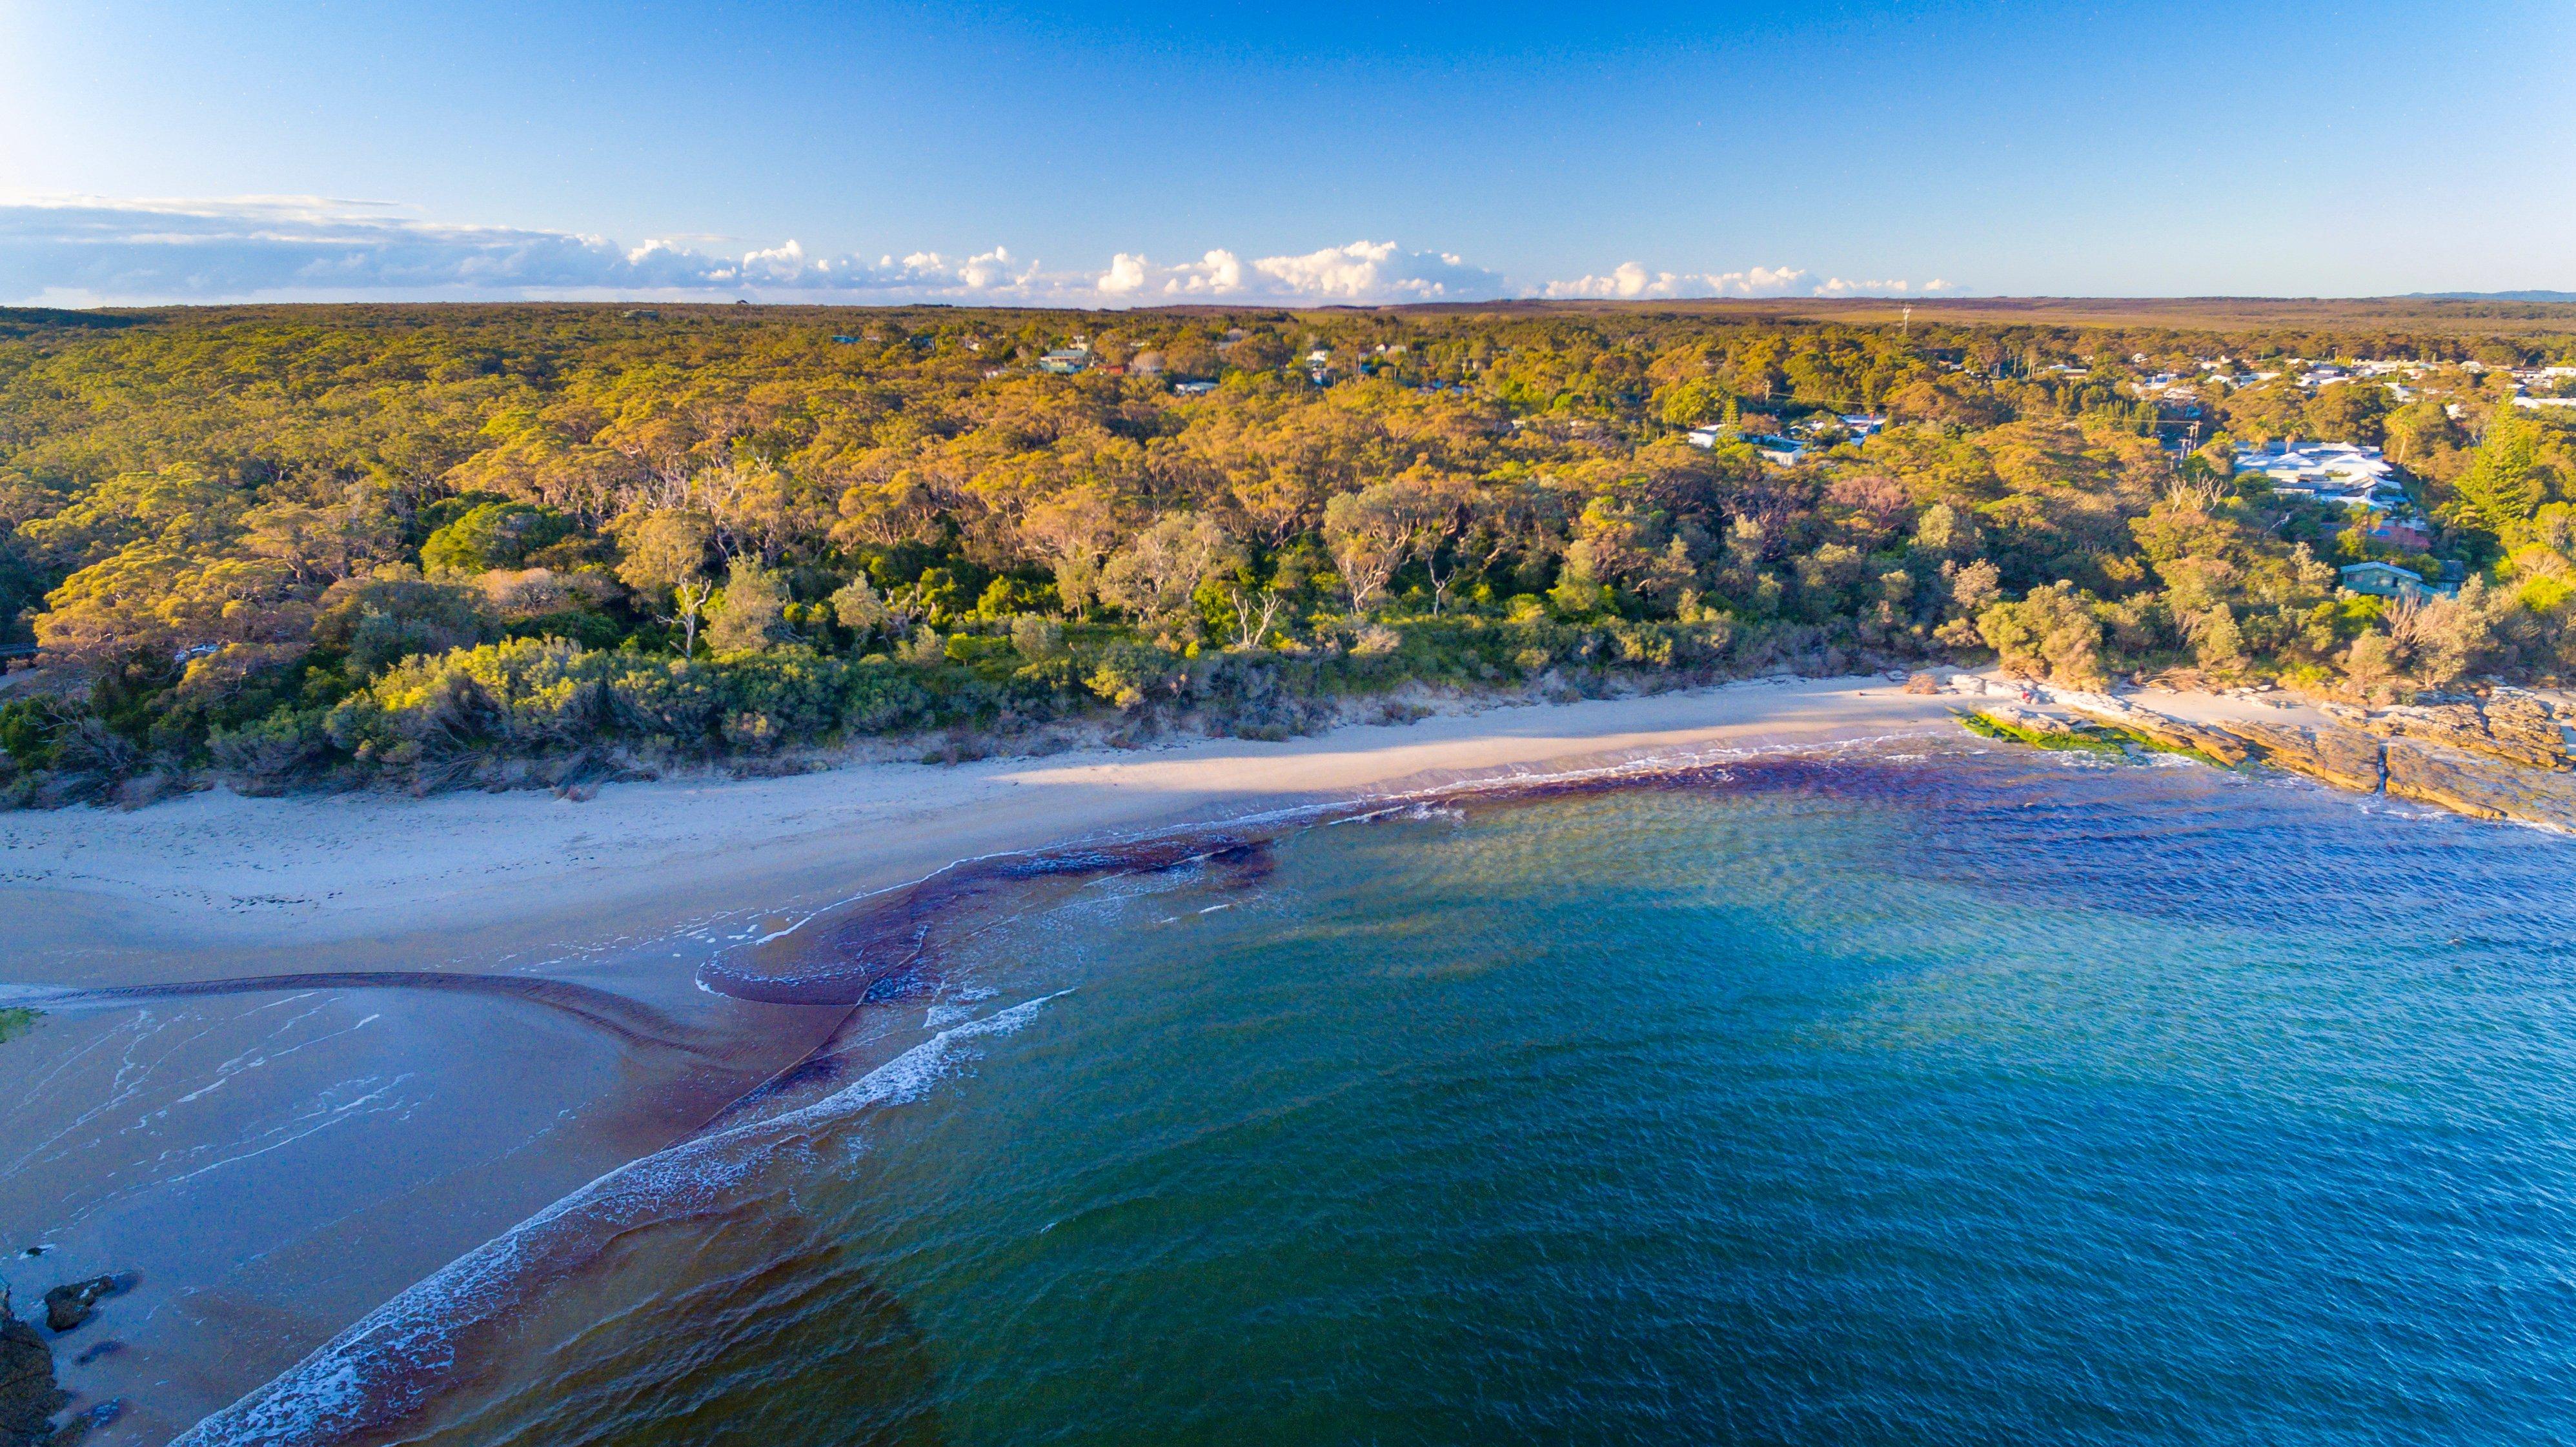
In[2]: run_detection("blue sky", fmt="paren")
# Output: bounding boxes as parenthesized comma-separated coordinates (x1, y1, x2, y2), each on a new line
(3, 0, 2571, 305)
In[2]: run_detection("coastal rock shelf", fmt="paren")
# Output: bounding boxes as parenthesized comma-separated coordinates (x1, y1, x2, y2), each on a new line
(2058, 697, 2251, 766)
(1973, 689, 2576, 832)
(2221, 718, 2391, 795)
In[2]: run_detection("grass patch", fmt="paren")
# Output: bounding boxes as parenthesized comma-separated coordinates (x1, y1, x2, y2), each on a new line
(1959, 711, 2131, 757)
(1962, 709, 2242, 769)
(0, 1007, 39, 1045)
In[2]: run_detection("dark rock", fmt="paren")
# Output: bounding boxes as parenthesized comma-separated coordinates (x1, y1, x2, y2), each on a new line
(0, 1292, 69, 1447)
(49, 1399, 120, 1446)
(37, 1279, 123, 1336)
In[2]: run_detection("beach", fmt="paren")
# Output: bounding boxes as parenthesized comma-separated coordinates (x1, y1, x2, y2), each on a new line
(5, 675, 1991, 1441)
(2, 676, 1998, 971)
(7, 669, 2568, 1442)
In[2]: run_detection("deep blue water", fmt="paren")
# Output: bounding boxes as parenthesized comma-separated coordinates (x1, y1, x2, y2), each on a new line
(225, 742, 2576, 1445)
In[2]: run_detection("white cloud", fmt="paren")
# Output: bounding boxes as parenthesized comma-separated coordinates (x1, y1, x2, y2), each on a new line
(1249, 240, 1503, 301)
(1542, 262, 1968, 301)
(0, 196, 1080, 305)
(0, 196, 1953, 309)
(1162, 248, 1246, 295)
(1542, 263, 1817, 299)
(1097, 252, 1150, 294)
(1098, 241, 1503, 302)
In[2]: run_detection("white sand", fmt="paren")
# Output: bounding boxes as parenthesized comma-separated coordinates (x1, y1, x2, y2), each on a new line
(3, 676, 1971, 977)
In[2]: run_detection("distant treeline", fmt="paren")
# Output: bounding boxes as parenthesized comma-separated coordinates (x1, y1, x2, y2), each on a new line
(1, 302, 2571, 802)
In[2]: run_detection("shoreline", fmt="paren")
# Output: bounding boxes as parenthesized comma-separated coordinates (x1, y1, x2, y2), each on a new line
(5, 674, 1977, 1443)
(0, 676, 1977, 976)
(9, 670, 2568, 1443)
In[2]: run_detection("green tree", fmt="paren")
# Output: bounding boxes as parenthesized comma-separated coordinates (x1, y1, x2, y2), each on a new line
(2451, 406, 2544, 536)
(616, 511, 717, 656)
(705, 560, 790, 654)
(420, 502, 569, 575)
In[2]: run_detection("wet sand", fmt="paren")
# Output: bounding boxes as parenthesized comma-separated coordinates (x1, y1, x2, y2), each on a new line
(2, 676, 1993, 1441)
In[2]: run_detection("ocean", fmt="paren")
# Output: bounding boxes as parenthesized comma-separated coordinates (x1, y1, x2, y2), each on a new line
(192, 740, 2576, 1444)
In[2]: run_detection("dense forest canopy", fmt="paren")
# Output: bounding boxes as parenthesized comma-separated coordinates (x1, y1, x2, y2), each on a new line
(3, 299, 2574, 801)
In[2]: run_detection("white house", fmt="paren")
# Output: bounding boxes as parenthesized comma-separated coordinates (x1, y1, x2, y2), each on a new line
(2233, 440, 2406, 511)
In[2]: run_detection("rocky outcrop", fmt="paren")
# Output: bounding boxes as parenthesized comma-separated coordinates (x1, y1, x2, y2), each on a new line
(2220, 717, 2388, 793)
(1969, 687, 2576, 831)
(37, 1280, 121, 1337)
(1, 1292, 68, 1447)
(2481, 689, 2575, 765)
(2327, 692, 2573, 771)
(2383, 737, 2576, 829)
(2058, 695, 2251, 765)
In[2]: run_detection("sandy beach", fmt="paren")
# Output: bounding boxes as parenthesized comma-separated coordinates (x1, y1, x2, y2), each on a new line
(12, 667, 2492, 1443)
(6, 674, 2014, 1441)
(0, 676, 2006, 971)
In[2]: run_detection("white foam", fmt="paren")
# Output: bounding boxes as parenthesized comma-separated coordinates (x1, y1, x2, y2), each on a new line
(176, 991, 1071, 1446)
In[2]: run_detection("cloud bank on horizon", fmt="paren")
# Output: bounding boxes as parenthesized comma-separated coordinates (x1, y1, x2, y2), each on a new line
(0, 196, 1957, 309)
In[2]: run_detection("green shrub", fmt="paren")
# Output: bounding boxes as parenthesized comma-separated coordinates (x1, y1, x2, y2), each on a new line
(720, 647, 847, 744)
(420, 502, 571, 574)
(208, 706, 334, 782)
(504, 609, 628, 650)
(329, 638, 604, 758)
(1085, 639, 1182, 709)
(313, 576, 493, 676)
(844, 659, 935, 733)
(0, 697, 70, 770)
(605, 656, 723, 746)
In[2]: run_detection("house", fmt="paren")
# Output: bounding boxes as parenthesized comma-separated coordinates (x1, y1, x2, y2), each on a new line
(1748, 435, 1808, 467)
(2234, 440, 2406, 511)
(1037, 346, 1093, 374)
(1172, 380, 1217, 396)
(1839, 414, 1888, 436)
(2339, 561, 2426, 600)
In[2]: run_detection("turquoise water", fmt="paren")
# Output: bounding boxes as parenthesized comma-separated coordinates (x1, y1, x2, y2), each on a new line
(212, 744, 2576, 1444)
